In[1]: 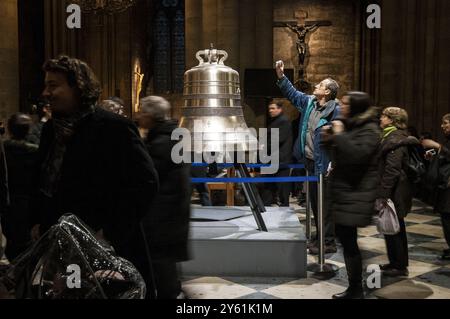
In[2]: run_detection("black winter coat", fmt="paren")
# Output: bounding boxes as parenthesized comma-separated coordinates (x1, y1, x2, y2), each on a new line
(0, 136, 8, 214)
(2, 140, 38, 258)
(33, 107, 159, 253)
(435, 137, 450, 214)
(4, 140, 38, 200)
(377, 130, 420, 219)
(141, 120, 191, 262)
(327, 107, 381, 227)
(26, 122, 45, 146)
(268, 114, 293, 165)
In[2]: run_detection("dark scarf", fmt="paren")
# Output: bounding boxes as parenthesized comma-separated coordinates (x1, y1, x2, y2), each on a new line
(40, 106, 95, 198)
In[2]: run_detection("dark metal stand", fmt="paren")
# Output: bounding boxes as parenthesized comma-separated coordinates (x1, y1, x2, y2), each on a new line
(307, 173, 338, 279)
(234, 163, 268, 232)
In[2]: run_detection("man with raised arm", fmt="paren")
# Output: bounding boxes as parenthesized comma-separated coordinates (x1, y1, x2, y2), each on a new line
(276, 60, 340, 254)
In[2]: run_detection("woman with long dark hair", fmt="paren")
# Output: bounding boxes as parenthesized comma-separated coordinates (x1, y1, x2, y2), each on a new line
(322, 92, 380, 299)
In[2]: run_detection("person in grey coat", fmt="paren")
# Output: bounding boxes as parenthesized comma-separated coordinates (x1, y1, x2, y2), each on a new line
(322, 92, 380, 299)
(138, 96, 191, 299)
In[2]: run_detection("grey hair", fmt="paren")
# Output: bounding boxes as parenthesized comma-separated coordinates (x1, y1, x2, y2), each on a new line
(140, 96, 171, 121)
(324, 78, 340, 100)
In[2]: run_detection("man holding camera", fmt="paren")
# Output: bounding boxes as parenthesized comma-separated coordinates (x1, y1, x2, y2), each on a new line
(275, 60, 340, 254)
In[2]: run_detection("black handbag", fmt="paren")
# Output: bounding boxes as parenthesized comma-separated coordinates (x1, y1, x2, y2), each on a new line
(425, 155, 440, 188)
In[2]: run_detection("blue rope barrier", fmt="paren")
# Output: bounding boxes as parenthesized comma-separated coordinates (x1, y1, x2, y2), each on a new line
(191, 163, 305, 169)
(191, 176, 318, 183)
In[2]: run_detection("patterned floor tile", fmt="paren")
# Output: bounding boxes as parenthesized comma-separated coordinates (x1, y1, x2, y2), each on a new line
(362, 254, 390, 268)
(182, 277, 257, 299)
(357, 237, 387, 254)
(363, 255, 440, 279)
(410, 207, 434, 215)
(411, 200, 434, 211)
(405, 221, 418, 227)
(424, 219, 444, 226)
(322, 245, 383, 265)
(418, 239, 449, 251)
(407, 224, 444, 238)
(408, 246, 450, 266)
(374, 279, 450, 299)
(220, 277, 298, 292)
(416, 267, 450, 290)
(406, 260, 442, 278)
(406, 232, 438, 245)
(261, 278, 346, 299)
(327, 268, 352, 288)
(405, 213, 440, 224)
(306, 253, 345, 268)
(358, 225, 380, 237)
(236, 292, 280, 299)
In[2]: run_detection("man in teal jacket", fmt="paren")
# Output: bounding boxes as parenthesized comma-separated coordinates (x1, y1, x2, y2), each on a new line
(276, 60, 340, 254)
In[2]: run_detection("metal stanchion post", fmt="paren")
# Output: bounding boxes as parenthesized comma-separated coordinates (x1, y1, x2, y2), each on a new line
(305, 169, 311, 240)
(318, 172, 325, 266)
(307, 173, 338, 279)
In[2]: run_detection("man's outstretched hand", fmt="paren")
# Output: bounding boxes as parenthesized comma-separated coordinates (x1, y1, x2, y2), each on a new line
(275, 60, 285, 79)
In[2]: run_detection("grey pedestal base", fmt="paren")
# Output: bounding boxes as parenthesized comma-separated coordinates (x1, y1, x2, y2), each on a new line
(180, 206, 307, 278)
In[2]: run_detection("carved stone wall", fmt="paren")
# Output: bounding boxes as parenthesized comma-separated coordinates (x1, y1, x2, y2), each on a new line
(274, 0, 361, 97)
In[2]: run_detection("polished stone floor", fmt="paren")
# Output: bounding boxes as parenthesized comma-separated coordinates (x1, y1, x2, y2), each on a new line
(181, 199, 450, 299)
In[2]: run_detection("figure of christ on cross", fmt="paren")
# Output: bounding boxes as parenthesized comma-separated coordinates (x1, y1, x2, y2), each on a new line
(274, 11, 331, 69)
(273, 12, 331, 91)
(285, 23, 320, 66)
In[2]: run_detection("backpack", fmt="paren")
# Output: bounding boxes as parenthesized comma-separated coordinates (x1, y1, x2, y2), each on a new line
(406, 146, 426, 184)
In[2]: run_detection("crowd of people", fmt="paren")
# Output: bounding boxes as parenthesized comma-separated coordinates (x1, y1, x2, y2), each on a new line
(274, 60, 450, 299)
(0, 55, 449, 300)
(0, 56, 190, 299)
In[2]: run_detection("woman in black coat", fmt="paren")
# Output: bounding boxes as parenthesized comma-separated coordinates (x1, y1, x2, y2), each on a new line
(377, 107, 420, 277)
(138, 96, 191, 299)
(1, 114, 38, 260)
(422, 113, 450, 260)
(322, 92, 380, 299)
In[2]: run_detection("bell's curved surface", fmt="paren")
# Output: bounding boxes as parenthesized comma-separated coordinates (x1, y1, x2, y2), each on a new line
(179, 47, 258, 155)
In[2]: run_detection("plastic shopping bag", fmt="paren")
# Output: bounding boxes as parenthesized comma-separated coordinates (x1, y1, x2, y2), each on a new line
(1, 214, 146, 299)
(375, 199, 400, 235)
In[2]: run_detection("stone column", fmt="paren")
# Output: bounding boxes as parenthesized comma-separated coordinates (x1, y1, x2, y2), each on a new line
(0, 0, 20, 122)
(202, 0, 218, 49)
(217, 0, 240, 70)
(239, 0, 256, 88)
(255, 0, 273, 68)
(185, 0, 203, 69)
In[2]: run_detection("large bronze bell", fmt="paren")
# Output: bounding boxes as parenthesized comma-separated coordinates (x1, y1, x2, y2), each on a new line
(179, 47, 258, 157)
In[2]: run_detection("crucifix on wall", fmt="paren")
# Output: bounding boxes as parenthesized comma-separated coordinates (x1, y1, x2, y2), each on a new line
(274, 10, 331, 90)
